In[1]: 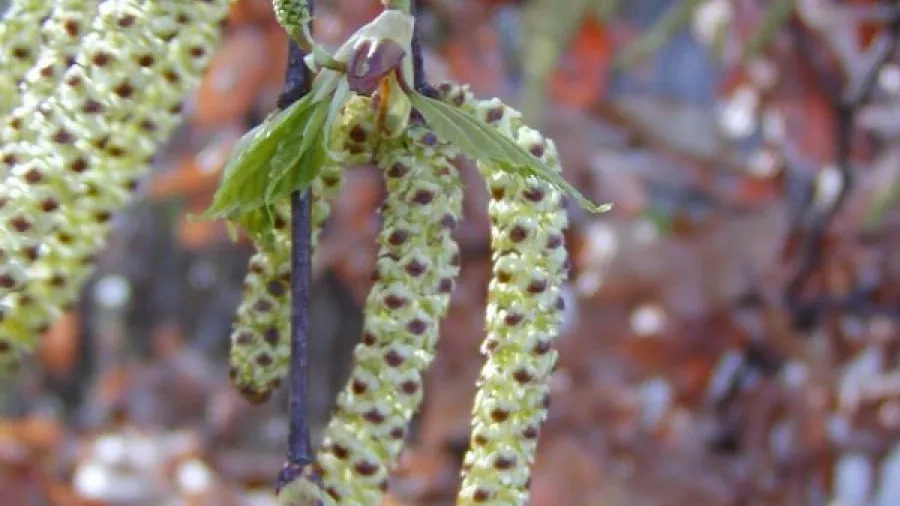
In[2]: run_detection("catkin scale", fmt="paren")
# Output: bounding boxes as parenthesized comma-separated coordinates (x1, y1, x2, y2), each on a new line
(0, 0, 230, 368)
(228, 164, 343, 404)
(435, 84, 570, 506)
(313, 112, 462, 506)
(23, 0, 101, 104)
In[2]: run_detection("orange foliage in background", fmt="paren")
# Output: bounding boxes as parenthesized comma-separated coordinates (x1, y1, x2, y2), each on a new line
(549, 19, 611, 109)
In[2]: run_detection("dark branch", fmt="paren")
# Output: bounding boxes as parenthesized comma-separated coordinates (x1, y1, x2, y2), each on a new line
(277, 41, 313, 110)
(410, 0, 433, 95)
(275, 4, 316, 494)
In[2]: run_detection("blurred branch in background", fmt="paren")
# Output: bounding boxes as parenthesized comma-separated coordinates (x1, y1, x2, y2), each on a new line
(786, 2, 900, 329)
(615, 0, 703, 69)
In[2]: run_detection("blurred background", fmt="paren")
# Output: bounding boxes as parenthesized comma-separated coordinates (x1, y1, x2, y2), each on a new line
(3, 0, 900, 504)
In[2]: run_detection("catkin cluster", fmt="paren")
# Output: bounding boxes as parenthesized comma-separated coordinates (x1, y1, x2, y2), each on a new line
(437, 84, 569, 506)
(0, 0, 54, 115)
(0, 0, 229, 368)
(229, 165, 343, 404)
(313, 109, 462, 506)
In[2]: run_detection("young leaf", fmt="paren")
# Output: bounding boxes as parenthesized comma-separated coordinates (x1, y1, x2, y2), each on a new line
(269, 128, 328, 206)
(240, 134, 326, 246)
(409, 93, 610, 213)
(266, 97, 331, 201)
(203, 93, 319, 219)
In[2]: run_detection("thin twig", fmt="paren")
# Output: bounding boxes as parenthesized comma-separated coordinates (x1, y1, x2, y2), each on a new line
(410, 0, 431, 94)
(276, 3, 316, 492)
(712, 6, 900, 450)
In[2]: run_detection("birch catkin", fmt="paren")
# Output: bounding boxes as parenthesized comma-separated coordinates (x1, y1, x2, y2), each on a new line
(437, 85, 569, 506)
(0, 0, 230, 367)
(314, 113, 462, 506)
(3, 0, 100, 155)
(229, 164, 344, 404)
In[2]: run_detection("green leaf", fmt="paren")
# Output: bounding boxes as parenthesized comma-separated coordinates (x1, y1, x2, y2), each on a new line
(263, 94, 336, 209)
(267, 130, 327, 206)
(244, 144, 326, 246)
(410, 93, 610, 213)
(202, 93, 319, 219)
(266, 98, 331, 201)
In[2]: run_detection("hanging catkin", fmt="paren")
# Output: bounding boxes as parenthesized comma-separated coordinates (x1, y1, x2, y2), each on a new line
(437, 83, 570, 506)
(228, 164, 344, 404)
(313, 108, 462, 506)
(3, 0, 100, 149)
(0, 0, 99, 205)
(0, 0, 230, 368)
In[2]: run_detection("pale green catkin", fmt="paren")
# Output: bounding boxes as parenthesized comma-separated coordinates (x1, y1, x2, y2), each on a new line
(0, 0, 101, 182)
(0, 0, 54, 115)
(438, 84, 569, 506)
(272, 0, 311, 44)
(0, 0, 230, 368)
(313, 105, 463, 506)
(229, 165, 343, 404)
